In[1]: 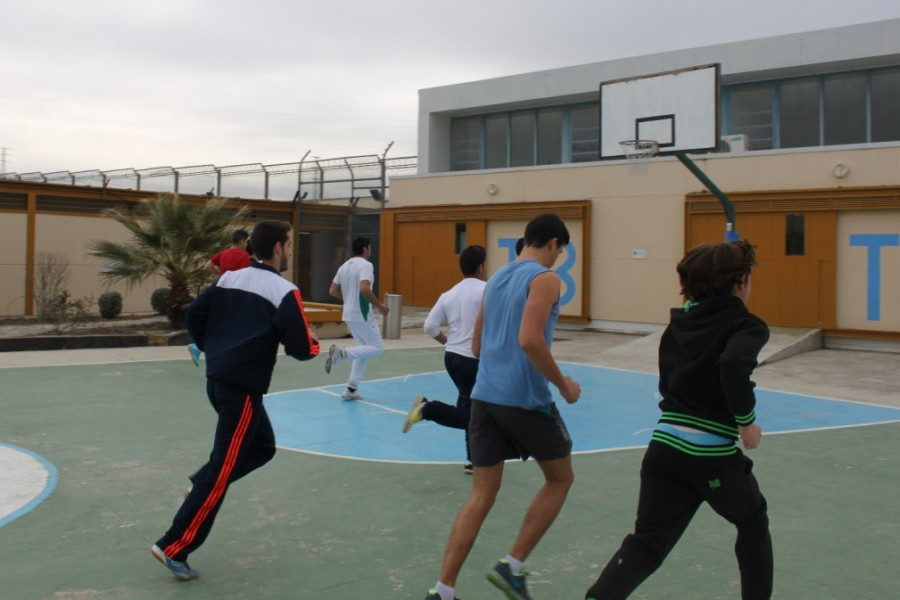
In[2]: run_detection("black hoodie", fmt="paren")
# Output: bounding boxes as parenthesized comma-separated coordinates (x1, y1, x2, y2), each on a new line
(657, 294, 770, 441)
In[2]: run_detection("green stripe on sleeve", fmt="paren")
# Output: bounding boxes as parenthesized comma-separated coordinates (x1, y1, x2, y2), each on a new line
(734, 410, 756, 425)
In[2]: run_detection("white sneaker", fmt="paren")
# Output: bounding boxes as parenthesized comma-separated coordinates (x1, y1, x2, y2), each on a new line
(325, 345, 344, 374)
(341, 390, 363, 401)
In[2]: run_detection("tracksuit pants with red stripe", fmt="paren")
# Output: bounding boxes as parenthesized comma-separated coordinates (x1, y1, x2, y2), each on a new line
(155, 379, 276, 561)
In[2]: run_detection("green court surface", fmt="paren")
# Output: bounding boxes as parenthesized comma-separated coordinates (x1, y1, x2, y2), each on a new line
(1, 345, 898, 599)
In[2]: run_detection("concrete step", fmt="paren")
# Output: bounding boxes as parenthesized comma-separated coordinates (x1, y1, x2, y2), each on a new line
(595, 326, 822, 373)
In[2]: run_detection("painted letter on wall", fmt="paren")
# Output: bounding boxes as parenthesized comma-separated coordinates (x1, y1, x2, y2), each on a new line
(849, 233, 899, 321)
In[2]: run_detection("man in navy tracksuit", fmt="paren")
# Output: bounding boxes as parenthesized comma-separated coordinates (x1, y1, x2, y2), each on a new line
(152, 220, 320, 581)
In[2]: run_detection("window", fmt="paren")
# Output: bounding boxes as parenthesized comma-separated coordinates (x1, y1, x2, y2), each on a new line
(725, 84, 775, 149)
(537, 108, 563, 165)
(785, 214, 805, 256)
(455, 222, 467, 253)
(485, 114, 508, 169)
(570, 104, 600, 162)
(510, 110, 536, 167)
(450, 117, 482, 171)
(722, 66, 900, 151)
(824, 72, 867, 145)
(449, 102, 601, 171)
(871, 68, 900, 142)
(780, 78, 820, 148)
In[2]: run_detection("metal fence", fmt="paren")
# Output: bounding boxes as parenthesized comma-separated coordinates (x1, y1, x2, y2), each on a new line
(0, 143, 417, 203)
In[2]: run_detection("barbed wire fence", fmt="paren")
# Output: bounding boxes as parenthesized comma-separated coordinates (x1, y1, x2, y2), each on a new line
(0, 143, 417, 204)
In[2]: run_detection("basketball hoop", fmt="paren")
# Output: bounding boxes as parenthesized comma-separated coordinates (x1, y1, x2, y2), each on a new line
(619, 140, 659, 176)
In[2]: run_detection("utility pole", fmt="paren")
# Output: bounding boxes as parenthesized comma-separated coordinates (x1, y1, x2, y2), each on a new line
(0, 147, 8, 175)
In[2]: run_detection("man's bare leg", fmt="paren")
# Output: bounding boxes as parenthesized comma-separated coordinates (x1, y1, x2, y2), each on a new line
(509, 454, 574, 561)
(438, 462, 504, 586)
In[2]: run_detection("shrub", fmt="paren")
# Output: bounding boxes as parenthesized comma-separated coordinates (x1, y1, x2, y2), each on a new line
(98, 291, 123, 319)
(35, 252, 70, 318)
(151, 288, 170, 315)
(44, 291, 95, 333)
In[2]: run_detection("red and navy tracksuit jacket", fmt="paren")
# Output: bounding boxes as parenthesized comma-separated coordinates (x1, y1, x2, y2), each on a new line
(187, 261, 320, 392)
(155, 261, 319, 561)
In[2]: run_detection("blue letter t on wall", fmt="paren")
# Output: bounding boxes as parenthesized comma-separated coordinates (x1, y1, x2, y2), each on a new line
(849, 233, 899, 321)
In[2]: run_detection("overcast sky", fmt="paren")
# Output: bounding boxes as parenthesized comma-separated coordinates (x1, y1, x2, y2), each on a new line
(2, 0, 899, 175)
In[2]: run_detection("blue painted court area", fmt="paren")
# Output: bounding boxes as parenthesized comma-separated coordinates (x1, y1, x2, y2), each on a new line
(266, 363, 900, 463)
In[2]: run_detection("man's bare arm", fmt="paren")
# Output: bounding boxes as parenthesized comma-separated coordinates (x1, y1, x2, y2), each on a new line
(519, 272, 581, 404)
(204, 260, 221, 276)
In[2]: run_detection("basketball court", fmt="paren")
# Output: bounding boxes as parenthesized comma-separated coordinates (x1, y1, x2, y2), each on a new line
(1, 329, 899, 599)
(4, 65, 899, 597)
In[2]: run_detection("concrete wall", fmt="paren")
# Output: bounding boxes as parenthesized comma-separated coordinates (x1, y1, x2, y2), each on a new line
(392, 144, 900, 332)
(837, 211, 900, 331)
(0, 213, 28, 315)
(33, 213, 167, 315)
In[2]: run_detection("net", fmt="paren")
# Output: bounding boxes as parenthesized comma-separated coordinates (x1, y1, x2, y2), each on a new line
(619, 140, 659, 176)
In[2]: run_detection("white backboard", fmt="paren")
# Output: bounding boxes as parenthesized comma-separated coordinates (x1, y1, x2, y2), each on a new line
(600, 63, 720, 158)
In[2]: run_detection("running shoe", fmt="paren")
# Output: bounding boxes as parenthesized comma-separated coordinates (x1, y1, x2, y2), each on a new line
(463, 462, 474, 475)
(402, 396, 427, 432)
(151, 544, 198, 581)
(424, 590, 460, 600)
(341, 390, 363, 401)
(486, 559, 532, 600)
(187, 343, 201, 367)
(325, 344, 344, 374)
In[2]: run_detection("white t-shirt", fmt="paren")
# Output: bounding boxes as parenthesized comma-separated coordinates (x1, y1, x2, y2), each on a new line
(423, 277, 486, 359)
(333, 256, 376, 322)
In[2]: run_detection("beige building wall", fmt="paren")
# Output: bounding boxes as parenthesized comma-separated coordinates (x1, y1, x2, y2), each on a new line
(35, 214, 167, 315)
(392, 144, 900, 331)
(837, 211, 900, 332)
(0, 213, 28, 315)
(486, 219, 584, 318)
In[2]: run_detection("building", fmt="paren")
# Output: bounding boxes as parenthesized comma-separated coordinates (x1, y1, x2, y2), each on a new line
(381, 18, 900, 347)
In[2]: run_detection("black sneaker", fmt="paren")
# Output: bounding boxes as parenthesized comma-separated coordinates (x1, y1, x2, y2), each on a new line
(425, 589, 461, 600)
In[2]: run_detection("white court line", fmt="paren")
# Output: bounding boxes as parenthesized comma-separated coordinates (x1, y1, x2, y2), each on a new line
(303, 387, 412, 415)
(275, 445, 460, 465)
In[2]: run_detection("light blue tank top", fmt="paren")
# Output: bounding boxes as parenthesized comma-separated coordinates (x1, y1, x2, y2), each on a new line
(472, 259, 559, 409)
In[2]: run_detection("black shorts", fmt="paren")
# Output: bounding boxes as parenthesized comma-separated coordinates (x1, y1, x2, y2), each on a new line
(468, 398, 572, 467)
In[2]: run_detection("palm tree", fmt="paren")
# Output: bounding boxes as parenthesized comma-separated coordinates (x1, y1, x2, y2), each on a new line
(86, 193, 249, 328)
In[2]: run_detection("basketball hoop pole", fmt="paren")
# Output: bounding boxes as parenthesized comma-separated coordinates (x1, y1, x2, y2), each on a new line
(675, 153, 739, 241)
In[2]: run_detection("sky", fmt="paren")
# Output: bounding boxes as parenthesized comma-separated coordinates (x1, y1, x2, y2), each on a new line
(2, 0, 899, 175)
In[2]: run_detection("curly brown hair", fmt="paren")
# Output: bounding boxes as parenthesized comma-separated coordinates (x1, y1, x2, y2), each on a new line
(676, 239, 757, 302)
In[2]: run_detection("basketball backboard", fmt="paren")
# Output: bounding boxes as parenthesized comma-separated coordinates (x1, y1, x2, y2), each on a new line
(600, 63, 720, 158)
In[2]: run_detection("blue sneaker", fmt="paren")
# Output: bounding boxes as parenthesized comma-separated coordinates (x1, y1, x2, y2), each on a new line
(187, 343, 201, 367)
(486, 559, 532, 600)
(151, 544, 198, 581)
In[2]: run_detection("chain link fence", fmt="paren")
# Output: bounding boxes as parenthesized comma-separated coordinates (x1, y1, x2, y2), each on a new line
(1, 145, 417, 203)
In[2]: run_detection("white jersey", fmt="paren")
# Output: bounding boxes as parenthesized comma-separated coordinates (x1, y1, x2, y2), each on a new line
(424, 277, 486, 359)
(333, 256, 376, 322)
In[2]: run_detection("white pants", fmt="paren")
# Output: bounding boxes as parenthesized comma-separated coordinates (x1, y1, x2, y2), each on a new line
(344, 318, 384, 389)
